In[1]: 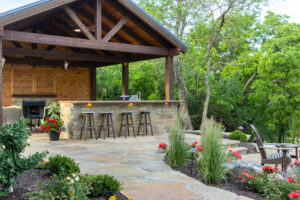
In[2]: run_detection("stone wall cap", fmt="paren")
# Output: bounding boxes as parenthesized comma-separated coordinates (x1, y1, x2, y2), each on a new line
(59, 100, 183, 104)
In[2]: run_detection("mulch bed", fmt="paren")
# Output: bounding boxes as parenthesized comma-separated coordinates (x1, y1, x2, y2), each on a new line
(164, 155, 264, 200)
(0, 169, 127, 200)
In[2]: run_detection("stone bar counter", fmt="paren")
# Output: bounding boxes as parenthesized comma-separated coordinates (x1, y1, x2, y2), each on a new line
(59, 100, 181, 139)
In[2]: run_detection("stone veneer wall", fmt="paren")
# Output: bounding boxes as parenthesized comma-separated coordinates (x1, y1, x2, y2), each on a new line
(59, 101, 179, 139)
(13, 97, 55, 107)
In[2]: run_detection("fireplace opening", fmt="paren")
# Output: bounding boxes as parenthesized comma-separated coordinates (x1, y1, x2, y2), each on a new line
(23, 101, 46, 130)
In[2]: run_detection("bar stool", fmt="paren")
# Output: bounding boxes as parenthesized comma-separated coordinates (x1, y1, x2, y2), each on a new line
(137, 111, 154, 136)
(98, 112, 116, 139)
(80, 112, 98, 141)
(119, 111, 136, 138)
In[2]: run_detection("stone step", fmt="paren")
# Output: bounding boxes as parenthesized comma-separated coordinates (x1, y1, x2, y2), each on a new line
(231, 147, 248, 155)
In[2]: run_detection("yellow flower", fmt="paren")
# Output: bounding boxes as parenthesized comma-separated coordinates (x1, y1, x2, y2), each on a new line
(109, 196, 117, 200)
(127, 197, 132, 200)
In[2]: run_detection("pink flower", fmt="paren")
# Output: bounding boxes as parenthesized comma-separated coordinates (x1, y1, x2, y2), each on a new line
(237, 155, 242, 160)
(228, 149, 232, 152)
(287, 176, 296, 183)
(274, 167, 279, 171)
(227, 159, 231, 163)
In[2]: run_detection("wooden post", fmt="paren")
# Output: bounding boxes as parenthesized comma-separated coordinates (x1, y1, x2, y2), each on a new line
(0, 39, 3, 126)
(95, 0, 102, 40)
(91, 65, 97, 100)
(122, 62, 129, 96)
(165, 56, 174, 100)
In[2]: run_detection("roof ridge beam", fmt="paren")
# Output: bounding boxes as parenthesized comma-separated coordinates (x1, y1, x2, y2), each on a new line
(2, 30, 178, 56)
(95, 0, 102, 40)
(102, 16, 129, 42)
(63, 6, 96, 40)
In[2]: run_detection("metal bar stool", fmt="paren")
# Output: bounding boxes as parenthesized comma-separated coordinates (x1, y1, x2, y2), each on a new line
(137, 111, 154, 136)
(98, 112, 116, 139)
(80, 112, 97, 141)
(119, 111, 136, 138)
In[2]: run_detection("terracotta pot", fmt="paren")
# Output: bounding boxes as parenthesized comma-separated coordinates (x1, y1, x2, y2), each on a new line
(49, 132, 60, 141)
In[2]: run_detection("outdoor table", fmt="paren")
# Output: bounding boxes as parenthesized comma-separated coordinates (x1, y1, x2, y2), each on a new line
(274, 143, 300, 160)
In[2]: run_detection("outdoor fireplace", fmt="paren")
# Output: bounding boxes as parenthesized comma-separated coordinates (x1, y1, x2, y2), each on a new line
(23, 101, 46, 119)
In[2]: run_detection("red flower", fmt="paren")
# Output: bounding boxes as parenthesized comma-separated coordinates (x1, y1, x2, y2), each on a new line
(237, 155, 242, 160)
(47, 119, 50, 123)
(191, 141, 198, 148)
(196, 145, 203, 152)
(274, 166, 279, 171)
(228, 149, 232, 152)
(41, 125, 46, 131)
(47, 124, 51, 130)
(158, 143, 168, 150)
(233, 151, 239, 156)
(288, 190, 300, 198)
(52, 119, 56, 123)
(287, 176, 296, 183)
(262, 165, 274, 174)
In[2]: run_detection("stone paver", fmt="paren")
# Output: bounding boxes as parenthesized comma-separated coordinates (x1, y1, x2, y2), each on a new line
(24, 133, 240, 200)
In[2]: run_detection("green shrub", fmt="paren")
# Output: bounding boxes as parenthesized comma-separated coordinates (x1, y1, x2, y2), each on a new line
(0, 119, 47, 196)
(229, 130, 248, 142)
(81, 174, 122, 198)
(27, 173, 89, 200)
(168, 126, 186, 167)
(198, 119, 228, 184)
(46, 154, 80, 175)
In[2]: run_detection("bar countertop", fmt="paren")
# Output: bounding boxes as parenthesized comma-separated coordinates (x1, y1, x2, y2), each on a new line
(59, 100, 183, 104)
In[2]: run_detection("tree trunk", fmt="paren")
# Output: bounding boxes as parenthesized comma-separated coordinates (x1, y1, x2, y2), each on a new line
(174, 57, 193, 130)
(201, 52, 211, 127)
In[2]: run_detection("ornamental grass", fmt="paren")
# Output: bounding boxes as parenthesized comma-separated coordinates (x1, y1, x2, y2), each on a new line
(168, 126, 186, 168)
(198, 119, 228, 184)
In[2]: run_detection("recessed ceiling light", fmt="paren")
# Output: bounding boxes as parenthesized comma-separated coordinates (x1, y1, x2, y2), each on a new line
(74, 28, 81, 32)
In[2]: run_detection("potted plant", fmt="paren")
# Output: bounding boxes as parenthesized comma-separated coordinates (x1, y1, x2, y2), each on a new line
(41, 116, 65, 141)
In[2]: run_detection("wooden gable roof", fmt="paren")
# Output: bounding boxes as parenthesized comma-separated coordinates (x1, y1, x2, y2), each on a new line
(0, 0, 188, 63)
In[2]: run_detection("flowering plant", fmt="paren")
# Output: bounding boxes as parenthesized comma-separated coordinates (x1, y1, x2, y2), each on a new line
(240, 166, 300, 200)
(158, 143, 168, 150)
(41, 116, 65, 133)
(191, 141, 198, 148)
(227, 149, 242, 163)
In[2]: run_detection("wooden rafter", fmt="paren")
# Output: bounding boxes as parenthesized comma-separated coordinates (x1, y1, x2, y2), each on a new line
(2, 30, 177, 56)
(95, 0, 102, 40)
(63, 6, 96, 40)
(102, 16, 129, 42)
(2, 47, 122, 63)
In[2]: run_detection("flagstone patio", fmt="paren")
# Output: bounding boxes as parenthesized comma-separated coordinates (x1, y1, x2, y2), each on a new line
(24, 133, 249, 200)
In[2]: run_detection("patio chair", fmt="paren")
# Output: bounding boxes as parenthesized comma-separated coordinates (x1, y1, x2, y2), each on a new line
(250, 125, 291, 171)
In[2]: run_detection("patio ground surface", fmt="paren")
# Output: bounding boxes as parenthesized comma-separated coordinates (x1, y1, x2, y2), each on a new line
(24, 133, 257, 200)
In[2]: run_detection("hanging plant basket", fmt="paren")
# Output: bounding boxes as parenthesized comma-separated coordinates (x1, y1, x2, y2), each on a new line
(49, 132, 60, 141)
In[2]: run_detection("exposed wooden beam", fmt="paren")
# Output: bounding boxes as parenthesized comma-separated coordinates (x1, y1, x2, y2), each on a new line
(11, 41, 22, 48)
(63, 6, 96, 40)
(0, 26, 3, 37)
(46, 45, 56, 51)
(102, 16, 129, 42)
(122, 62, 129, 96)
(0, 39, 3, 126)
(3, 30, 175, 56)
(86, 2, 151, 46)
(107, 1, 172, 48)
(95, 0, 102, 40)
(91, 65, 97, 100)
(4, 57, 109, 67)
(165, 56, 174, 100)
(3, 47, 122, 63)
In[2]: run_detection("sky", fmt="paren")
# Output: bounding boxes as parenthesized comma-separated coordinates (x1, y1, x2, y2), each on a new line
(0, 0, 299, 23)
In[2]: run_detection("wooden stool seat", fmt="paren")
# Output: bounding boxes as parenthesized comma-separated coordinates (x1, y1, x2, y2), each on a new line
(99, 112, 116, 139)
(80, 112, 97, 141)
(138, 111, 153, 136)
(119, 112, 136, 138)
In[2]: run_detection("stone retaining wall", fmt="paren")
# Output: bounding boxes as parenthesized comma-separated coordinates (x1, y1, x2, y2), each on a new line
(59, 101, 180, 139)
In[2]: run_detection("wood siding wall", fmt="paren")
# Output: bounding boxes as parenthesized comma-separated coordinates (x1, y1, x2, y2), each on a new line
(2, 64, 91, 107)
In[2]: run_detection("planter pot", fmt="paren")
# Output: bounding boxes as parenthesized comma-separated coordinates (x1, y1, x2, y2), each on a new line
(49, 132, 60, 141)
